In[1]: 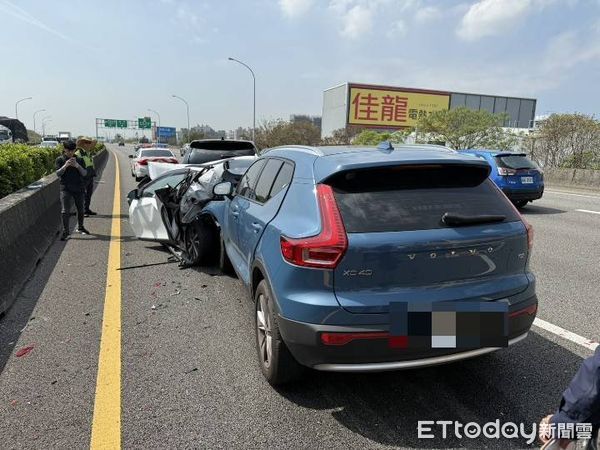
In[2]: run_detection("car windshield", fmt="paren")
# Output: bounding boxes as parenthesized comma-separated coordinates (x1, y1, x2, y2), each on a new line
(494, 154, 538, 170)
(140, 149, 173, 157)
(40, 141, 58, 147)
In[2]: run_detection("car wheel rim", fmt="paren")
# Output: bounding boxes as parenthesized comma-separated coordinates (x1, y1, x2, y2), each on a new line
(256, 294, 272, 368)
(185, 227, 201, 262)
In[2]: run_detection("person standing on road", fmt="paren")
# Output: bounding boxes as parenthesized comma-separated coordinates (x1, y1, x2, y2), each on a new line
(75, 136, 97, 217)
(56, 140, 90, 240)
(540, 346, 600, 449)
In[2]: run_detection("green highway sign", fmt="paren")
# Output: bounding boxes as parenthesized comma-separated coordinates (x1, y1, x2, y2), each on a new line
(117, 120, 128, 128)
(104, 119, 116, 128)
(138, 117, 152, 129)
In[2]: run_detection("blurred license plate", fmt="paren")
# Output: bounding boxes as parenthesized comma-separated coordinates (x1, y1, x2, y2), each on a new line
(521, 176, 534, 184)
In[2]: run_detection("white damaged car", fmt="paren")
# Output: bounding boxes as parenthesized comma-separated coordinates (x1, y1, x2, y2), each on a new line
(127, 156, 256, 266)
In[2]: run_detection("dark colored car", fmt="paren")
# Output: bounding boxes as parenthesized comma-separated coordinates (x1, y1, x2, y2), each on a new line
(205, 144, 537, 385)
(182, 139, 257, 164)
(118, 142, 125, 146)
(459, 150, 544, 208)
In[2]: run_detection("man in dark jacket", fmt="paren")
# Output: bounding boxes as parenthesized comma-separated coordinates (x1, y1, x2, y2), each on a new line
(75, 136, 97, 216)
(540, 346, 600, 448)
(56, 140, 89, 240)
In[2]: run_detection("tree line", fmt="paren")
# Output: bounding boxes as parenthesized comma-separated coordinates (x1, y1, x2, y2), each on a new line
(244, 108, 599, 170)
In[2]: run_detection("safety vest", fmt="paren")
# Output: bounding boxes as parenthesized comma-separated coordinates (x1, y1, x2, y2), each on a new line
(75, 148, 95, 169)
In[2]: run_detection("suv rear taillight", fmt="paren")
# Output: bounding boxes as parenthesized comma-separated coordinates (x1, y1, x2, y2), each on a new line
(493, 183, 533, 252)
(508, 197, 533, 252)
(524, 217, 533, 252)
(280, 184, 347, 268)
(497, 167, 516, 176)
(137, 158, 148, 166)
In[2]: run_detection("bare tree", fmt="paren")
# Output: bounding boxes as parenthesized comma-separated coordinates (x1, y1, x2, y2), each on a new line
(525, 114, 600, 169)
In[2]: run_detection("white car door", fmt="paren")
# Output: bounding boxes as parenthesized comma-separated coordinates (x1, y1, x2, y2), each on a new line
(129, 172, 188, 241)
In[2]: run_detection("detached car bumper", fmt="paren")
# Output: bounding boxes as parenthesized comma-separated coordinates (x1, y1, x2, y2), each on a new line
(277, 295, 537, 372)
(502, 187, 544, 202)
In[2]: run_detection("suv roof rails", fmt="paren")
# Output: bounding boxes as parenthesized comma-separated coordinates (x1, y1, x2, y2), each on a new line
(262, 145, 321, 155)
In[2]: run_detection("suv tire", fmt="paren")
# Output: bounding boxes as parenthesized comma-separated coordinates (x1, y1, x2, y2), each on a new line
(218, 234, 235, 275)
(181, 218, 217, 266)
(254, 280, 303, 385)
(514, 200, 528, 209)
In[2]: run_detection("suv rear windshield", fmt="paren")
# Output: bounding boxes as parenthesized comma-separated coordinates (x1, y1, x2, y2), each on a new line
(187, 147, 256, 164)
(494, 154, 537, 170)
(190, 141, 255, 151)
(327, 165, 520, 233)
(141, 150, 173, 157)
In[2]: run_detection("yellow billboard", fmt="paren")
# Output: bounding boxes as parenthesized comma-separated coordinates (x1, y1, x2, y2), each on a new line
(347, 85, 450, 128)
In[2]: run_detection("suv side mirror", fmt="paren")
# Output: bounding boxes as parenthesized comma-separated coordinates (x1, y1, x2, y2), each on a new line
(126, 188, 139, 204)
(213, 181, 233, 197)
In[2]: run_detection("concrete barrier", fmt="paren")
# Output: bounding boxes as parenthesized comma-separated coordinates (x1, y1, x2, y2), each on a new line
(544, 168, 600, 191)
(0, 149, 108, 315)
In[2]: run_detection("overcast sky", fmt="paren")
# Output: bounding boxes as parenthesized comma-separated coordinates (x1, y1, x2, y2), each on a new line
(1, 0, 599, 137)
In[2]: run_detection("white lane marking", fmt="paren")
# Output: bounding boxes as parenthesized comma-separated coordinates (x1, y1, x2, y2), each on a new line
(575, 209, 600, 216)
(533, 318, 599, 352)
(545, 190, 600, 199)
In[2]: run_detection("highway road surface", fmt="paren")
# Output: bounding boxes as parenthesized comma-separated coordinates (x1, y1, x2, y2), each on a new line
(0, 144, 598, 449)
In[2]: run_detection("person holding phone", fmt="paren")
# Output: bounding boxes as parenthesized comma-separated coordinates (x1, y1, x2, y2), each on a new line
(55, 139, 89, 240)
(540, 346, 600, 449)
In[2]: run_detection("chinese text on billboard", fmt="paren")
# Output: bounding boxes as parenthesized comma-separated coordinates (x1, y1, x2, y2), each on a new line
(348, 86, 450, 128)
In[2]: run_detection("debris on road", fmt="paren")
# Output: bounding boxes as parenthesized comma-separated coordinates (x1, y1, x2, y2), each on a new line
(15, 345, 34, 357)
(184, 367, 198, 374)
(170, 289, 181, 296)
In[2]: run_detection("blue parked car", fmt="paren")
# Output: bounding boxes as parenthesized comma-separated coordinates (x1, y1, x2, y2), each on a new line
(205, 144, 538, 385)
(458, 150, 544, 208)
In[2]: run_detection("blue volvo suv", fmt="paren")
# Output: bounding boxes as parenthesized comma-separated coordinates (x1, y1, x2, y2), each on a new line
(206, 144, 538, 385)
(458, 150, 544, 208)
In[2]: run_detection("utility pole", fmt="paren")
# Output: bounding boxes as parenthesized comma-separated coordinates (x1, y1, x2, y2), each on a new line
(42, 118, 52, 137)
(33, 109, 46, 136)
(148, 109, 161, 143)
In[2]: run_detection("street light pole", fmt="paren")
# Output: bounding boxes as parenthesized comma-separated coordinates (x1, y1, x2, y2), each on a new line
(15, 96, 33, 121)
(42, 118, 52, 137)
(33, 109, 46, 136)
(148, 108, 161, 143)
(228, 57, 256, 142)
(171, 94, 190, 143)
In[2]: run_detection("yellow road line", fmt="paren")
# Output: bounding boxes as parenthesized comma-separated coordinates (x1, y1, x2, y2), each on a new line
(91, 151, 122, 449)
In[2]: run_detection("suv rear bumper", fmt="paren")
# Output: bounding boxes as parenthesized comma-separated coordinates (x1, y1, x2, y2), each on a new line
(277, 295, 537, 372)
(314, 333, 528, 372)
(502, 187, 544, 202)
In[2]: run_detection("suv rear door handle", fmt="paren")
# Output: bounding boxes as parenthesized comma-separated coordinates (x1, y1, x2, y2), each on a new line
(230, 205, 240, 218)
(251, 223, 262, 232)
